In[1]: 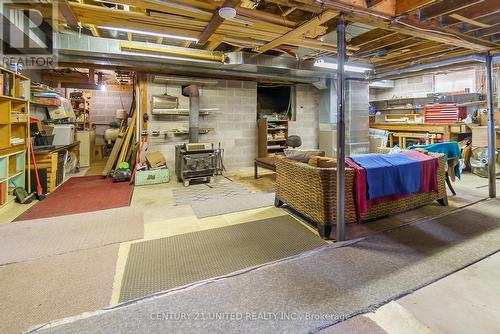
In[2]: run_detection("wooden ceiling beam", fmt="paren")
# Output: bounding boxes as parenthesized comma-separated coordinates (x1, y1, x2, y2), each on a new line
(372, 40, 442, 61)
(204, 37, 224, 51)
(374, 49, 477, 73)
(253, 10, 339, 53)
(418, 0, 484, 21)
(356, 33, 408, 54)
(264, 0, 494, 51)
(472, 24, 500, 38)
(440, 0, 500, 27)
(88, 24, 100, 37)
(448, 14, 492, 29)
(395, 0, 438, 16)
(348, 28, 396, 47)
(237, 7, 297, 26)
(373, 44, 458, 65)
(56, 0, 80, 28)
(198, 0, 241, 45)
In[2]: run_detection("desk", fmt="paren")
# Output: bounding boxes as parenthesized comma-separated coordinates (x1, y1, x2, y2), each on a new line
(32, 142, 80, 192)
(370, 123, 471, 146)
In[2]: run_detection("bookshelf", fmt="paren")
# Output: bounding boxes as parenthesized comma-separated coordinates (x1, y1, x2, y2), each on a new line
(0, 65, 30, 206)
(257, 119, 289, 158)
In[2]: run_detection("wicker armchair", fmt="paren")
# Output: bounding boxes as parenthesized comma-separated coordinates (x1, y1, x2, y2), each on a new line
(274, 154, 448, 239)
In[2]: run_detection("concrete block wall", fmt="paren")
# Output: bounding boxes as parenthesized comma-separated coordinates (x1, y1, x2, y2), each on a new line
(288, 84, 320, 149)
(90, 90, 133, 145)
(146, 77, 320, 170)
(371, 74, 434, 101)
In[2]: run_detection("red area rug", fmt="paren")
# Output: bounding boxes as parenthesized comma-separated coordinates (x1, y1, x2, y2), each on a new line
(15, 176, 133, 221)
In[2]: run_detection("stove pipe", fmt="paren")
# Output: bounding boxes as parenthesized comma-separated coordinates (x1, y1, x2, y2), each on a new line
(182, 84, 200, 143)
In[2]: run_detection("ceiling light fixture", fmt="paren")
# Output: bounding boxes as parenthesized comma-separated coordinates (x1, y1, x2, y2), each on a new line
(314, 58, 373, 73)
(98, 26, 199, 42)
(219, 7, 253, 25)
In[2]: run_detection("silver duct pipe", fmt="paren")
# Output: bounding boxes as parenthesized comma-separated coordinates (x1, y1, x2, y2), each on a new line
(182, 84, 200, 143)
(371, 54, 486, 80)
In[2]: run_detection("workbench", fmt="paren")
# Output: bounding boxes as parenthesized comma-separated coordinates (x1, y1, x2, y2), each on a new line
(31, 142, 80, 192)
(370, 123, 471, 147)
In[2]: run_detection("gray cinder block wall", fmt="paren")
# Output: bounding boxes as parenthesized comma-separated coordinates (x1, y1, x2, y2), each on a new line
(146, 77, 320, 170)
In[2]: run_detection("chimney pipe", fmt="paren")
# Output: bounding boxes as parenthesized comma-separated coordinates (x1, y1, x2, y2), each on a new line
(182, 84, 200, 143)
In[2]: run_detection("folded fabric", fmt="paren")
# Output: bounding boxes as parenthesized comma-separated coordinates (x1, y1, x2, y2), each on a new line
(345, 158, 367, 221)
(351, 153, 421, 200)
(407, 142, 461, 179)
(401, 150, 438, 193)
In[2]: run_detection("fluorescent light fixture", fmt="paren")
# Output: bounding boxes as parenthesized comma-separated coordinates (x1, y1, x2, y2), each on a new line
(314, 58, 373, 73)
(122, 51, 218, 64)
(98, 26, 199, 42)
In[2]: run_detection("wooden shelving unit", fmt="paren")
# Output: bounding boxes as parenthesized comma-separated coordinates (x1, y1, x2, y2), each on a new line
(70, 91, 92, 130)
(257, 119, 288, 158)
(0, 66, 30, 206)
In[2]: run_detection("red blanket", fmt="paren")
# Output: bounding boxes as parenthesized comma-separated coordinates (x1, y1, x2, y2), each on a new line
(347, 151, 439, 222)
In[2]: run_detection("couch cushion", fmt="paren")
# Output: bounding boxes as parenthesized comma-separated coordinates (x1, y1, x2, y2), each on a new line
(308, 156, 336, 168)
(284, 149, 325, 162)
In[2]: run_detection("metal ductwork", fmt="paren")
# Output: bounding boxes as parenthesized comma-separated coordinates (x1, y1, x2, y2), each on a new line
(182, 84, 200, 143)
(56, 32, 347, 83)
(371, 54, 486, 80)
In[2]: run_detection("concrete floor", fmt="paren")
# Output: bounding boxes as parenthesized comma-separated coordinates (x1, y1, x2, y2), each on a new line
(0, 165, 499, 333)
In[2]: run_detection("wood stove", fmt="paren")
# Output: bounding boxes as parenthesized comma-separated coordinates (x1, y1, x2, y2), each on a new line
(174, 84, 218, 186)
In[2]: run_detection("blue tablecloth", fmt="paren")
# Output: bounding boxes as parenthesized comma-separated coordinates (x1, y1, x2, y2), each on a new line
(408, 142, 461, 179)
(351, 153, 421, 200)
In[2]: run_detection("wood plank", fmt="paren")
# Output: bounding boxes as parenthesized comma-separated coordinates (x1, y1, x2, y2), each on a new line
(441, 0, 500, 26)
(253, 10, 339, 53)
(472, 24, 500, 37)
(356, 34, 408, 54)
(56, 0, 79, 28)
(102, 132, 125, 177)
(88, 25, 100, 37)
(374, 44, 458, 66)
(374, 49, 476, 73)
(395, 0, 438, 16)
(448, 14, 492, 29)
(198, 0, 242, 44)
(204, 37, 224, 51)
(419, 0, 484, 21)
(348, 28, 394, 47)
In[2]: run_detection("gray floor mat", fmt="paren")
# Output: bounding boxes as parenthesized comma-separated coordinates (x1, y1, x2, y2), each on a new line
(118, 215, 326, 302)
(172, 182, 251, 205)
(191, 192, 275, 218)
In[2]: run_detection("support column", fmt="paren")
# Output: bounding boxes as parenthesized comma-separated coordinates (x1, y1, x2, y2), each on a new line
(486, 53, 496, 198)
(336, 16, 346, 241)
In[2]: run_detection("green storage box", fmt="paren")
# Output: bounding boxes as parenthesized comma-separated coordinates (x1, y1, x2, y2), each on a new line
(135, 168, 170, 186)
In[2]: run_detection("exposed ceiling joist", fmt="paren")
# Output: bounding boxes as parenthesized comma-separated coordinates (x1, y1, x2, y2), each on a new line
(349, 28, 396, 47)
(57, 0, 79, 28)
(441, 0, 499, 26)
(418, 0, 484, 21)
(448, 14, 492, 29)
(253, 10, 339, 54)
(473, 24, 500, 38)
(198, 0, 241, 45)
(395, 0, 438, 16)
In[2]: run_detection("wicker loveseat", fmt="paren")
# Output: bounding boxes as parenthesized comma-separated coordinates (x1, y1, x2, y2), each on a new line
(274, 153, 448, 239)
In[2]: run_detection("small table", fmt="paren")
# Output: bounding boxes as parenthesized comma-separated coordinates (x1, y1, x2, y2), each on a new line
(254, 157, 276, 179)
